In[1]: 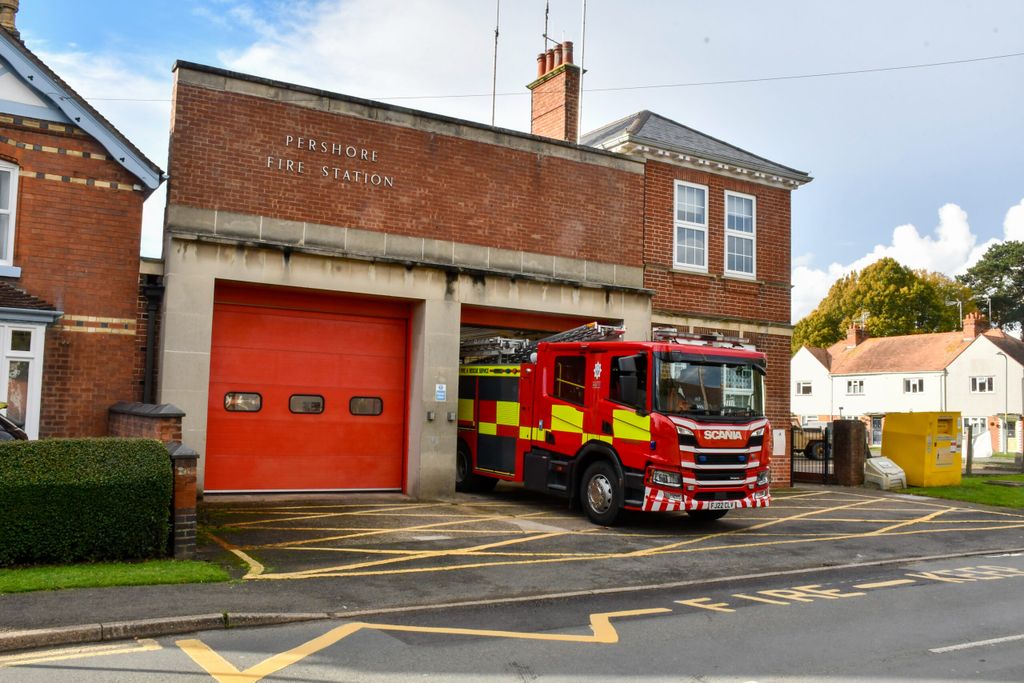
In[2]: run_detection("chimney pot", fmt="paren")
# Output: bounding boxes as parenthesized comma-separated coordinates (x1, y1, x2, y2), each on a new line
(536, 53, 547, 78)
(562, 41, 574, 65)
(963, 311, 987, 339)
(545, 49, 555, 73)
(553, 43, 563, 68)
(0, 0, 18, 37)
(845, 323, 867, 349)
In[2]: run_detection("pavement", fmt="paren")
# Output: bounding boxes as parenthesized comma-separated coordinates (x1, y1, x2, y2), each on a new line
(2, 483, 1023, 653)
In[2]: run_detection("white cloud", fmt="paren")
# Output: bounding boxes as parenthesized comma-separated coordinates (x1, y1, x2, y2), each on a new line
(1004, 199, 1024, 242)
(35, 49, 171, 257)
(792, 199, 1024, 322)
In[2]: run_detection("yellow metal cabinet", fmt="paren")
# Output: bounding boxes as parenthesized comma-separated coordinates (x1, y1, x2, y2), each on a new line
(881, 412, 962, 487)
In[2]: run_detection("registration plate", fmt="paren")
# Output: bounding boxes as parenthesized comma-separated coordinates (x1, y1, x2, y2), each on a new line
(707, 500, 737, 510)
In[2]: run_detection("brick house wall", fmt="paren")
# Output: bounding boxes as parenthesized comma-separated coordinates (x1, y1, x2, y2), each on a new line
(0, 119, 148, 436)
(167, 82, 644, 268)
(643, 160, 795, 484)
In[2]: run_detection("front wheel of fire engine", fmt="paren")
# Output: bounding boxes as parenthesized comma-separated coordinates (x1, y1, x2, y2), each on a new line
(688, 509, 728, 522)
(580, 461, 623, 526)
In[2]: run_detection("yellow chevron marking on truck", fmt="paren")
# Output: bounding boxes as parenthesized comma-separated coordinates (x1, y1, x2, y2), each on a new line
(551, 404, 584, 433)
(458, 398, 474, 422)
(613, 410, 651, 441)
(496, 401, 520, 426)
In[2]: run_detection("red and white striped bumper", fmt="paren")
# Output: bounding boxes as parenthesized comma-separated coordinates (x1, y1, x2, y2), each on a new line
(641, 486, 771, 512)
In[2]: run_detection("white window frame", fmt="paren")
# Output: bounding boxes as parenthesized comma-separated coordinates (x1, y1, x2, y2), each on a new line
(846, 379, 864, 395)
(795, 381, 812, 396)
(970, 376, 994, 393)
(903, 378, 924, 393)
(0, 323, 44, 439)
(673, 180, 708, 273)
(0, 160, 19, 266)
(724, 190, 756, 279)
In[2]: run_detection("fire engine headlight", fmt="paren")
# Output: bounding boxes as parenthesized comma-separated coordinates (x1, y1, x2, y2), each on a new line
(751, 427, 765, 437)
(676, 426, 694, 437)
(676, 425, 697, 447)
(651, 469, 682, 488)
(757, 470, 770, 486)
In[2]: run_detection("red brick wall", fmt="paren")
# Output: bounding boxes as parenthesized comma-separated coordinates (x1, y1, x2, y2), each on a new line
(1, 121, 147, 437)
(108, 411, 182, 443)
(168, 82, 643, 267)
(530, 66, 580, 142)
(133, 273, 162, 402)
(643, 160, 791, 324)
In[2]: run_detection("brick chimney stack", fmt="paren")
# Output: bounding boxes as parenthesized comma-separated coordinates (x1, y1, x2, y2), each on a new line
(845, 323, 867, 349)
(527, 40, 580, 143)
(0, 0, 18, 37)
(962, 311, 987, 339)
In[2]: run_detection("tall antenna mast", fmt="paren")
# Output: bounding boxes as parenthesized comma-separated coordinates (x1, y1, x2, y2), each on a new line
(577, 0, 587, 144)
(491, 0, 500, 126)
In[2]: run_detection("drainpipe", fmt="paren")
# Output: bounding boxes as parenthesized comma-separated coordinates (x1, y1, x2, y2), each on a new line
(142, 280, 165, 404)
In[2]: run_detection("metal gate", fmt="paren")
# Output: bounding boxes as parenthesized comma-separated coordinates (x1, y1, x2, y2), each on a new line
(791, 425, 834, 484)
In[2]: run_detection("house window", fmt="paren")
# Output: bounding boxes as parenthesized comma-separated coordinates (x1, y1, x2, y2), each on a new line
(846, 379, 864, 395)
(0, 324, 43, 439)
(1007, 419, 1017, 440)
(724, 191, 755, 277)
(673, 181, 707, 271)
(970, 376, 994, 393)
(903, 378, 924, 393)
(795, 381, 812, 395)
(0, 161, 19, 266)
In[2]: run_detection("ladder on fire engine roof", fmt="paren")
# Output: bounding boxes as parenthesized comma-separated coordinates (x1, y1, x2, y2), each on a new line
(460, 321, 625, 364)
(652, 326, 752, 349)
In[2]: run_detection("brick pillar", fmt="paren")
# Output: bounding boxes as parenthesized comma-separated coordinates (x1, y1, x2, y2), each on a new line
(832, 419, 866, 487)
(168, 442, 198, 560)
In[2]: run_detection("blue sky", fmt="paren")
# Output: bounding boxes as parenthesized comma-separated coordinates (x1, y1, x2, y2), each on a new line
(20, 0, 1024, 320)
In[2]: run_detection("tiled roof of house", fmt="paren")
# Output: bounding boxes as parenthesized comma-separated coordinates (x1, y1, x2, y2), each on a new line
(826, 330, 974, 375)
(581, 110, 811, 183)
(0, 281, 56, 310)
(805, 346, 831, 370)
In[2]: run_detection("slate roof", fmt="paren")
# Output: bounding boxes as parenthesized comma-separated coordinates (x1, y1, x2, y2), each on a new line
(0, 280, 56, 311)
(581, 110, 811, 183)
(0, 30, 163, 190)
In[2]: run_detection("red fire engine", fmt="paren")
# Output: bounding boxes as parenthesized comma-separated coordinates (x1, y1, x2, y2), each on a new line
(456, 323, 772, 525)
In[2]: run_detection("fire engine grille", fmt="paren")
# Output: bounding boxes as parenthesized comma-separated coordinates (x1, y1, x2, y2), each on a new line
(693, 453, 750, 466)
(692, 470, 747, 484)
(694, 490, 747, 502)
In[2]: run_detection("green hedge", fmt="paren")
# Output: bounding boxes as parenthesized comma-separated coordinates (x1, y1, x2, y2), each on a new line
(0, 438, 172, 567)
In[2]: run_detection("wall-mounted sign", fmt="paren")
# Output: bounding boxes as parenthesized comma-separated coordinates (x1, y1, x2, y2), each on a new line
(263, 134, 395, 188)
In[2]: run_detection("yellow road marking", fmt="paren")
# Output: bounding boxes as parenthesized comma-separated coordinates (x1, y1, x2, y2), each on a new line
(206, 531, 265, 579)
(854, 579, 917, 589)
(0, 639, 160, 669)
(270, 529, 582, 579)
(224, 504, 446, 528)
(177, 609, 670, 682)
(864, 508, 952, 536)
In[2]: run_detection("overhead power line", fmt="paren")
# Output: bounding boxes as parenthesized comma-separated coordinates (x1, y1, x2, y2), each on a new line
(79, 49, 1024, 103)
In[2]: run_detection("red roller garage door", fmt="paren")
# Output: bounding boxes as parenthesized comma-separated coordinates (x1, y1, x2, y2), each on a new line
(206, 283, 408, 492)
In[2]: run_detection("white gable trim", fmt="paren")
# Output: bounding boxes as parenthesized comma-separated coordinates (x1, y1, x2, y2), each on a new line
(0, 40, 160, 190)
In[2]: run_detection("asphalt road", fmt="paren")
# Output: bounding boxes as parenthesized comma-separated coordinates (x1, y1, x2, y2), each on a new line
(4, 553, 1023, 682)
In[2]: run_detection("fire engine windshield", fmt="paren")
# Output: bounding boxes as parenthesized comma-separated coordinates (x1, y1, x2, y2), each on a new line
(654, 353, 765, 418)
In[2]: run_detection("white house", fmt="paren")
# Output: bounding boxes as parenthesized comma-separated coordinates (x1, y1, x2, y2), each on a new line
(792, 313, 1023, 451)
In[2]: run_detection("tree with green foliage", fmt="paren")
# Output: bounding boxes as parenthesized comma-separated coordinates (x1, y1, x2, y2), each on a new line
(957, 241, 1024, 333)
(792, 258, 977, 353)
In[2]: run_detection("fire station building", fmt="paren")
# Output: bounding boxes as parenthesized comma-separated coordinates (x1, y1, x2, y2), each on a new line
(160, 44, 810, 496)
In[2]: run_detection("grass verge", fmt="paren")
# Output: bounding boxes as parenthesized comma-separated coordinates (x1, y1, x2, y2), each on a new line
(902, 473, 1024, 508)
(0, 559, 230, 594)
